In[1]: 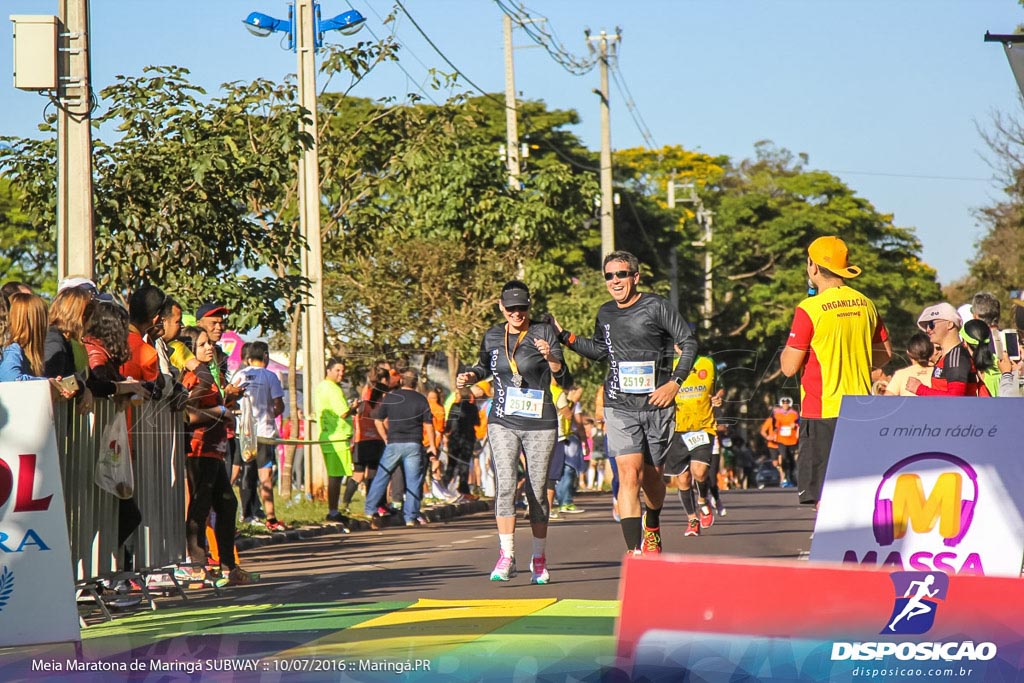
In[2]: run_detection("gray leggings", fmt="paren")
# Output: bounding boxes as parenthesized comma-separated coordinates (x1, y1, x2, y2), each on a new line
(488, 423, 557, 523)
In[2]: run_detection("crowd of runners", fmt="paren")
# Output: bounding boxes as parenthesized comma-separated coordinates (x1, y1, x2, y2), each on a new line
(5, 234, 1023, 590)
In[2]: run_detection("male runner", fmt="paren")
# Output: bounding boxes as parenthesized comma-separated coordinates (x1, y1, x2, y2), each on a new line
(664, 351, 718, 537)
(554, 251, 698, 555)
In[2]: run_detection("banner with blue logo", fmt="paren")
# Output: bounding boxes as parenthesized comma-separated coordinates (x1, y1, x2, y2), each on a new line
(0, 381, 80, 646)
(810, 396, 1024, 577)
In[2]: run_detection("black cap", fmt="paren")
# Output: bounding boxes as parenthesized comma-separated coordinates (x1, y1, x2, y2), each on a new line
(500, 288, 530, 308)
(197, 302, 230, 319)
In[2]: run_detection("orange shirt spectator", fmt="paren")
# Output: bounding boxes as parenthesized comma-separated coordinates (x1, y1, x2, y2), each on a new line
(120, 324, 160, 382)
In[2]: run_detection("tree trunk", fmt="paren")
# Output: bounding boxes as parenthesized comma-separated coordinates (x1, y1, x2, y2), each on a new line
(279, 301, 302, 498)
(447, 347, 460, 392)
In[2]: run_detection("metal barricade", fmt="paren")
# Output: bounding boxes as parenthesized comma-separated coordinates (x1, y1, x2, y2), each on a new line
(127, 400, 185, 570)
(55, 398, 185, 580)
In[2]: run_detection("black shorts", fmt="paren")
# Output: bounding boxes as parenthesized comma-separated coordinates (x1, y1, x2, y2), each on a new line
(237, 443, 276, 468)
(797, 418, 836, 505)
(353, 440, 385, 471)
(663, 430, 715, 477)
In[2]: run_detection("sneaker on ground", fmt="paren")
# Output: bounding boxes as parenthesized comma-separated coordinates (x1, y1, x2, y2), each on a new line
(216, 566, 259, 588)
(560, 503, 585, 514)
(716, 501, 728, 516)
(377, 506, 392, 517)
(405, 516, 429, 527)
(265, 519, 287, 532)
(625, 549, 643, 558)
(685, 518, 701, 537)
(529, 555, 550, 585)
(549, 507, 560, 519)
(489, 551, 517, 581)
(698, 503, 714, 529)
(641, 514, 662, 554)
(174, 565, 207, 583)
(325, 511, 345, 522)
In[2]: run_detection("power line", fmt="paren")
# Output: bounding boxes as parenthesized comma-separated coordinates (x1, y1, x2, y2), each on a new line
(831, 169, 991, 182)
(349, 0, 440, 105)
(393, 0, 509, 111)
(609, 60, 656, 150)
(493, 0, 597, 76)
(373, 1, 602, 178)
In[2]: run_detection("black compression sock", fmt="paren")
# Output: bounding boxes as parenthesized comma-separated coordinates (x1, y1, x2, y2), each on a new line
(342, 477, 359, 505)
(622, 517, 643, 550)
(644, 507, 661, 529)
(678, 488, 696, 515)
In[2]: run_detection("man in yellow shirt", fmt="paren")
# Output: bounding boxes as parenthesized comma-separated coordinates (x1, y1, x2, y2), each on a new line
(664, 353, 718, 537)
(781, 236, 891, 508)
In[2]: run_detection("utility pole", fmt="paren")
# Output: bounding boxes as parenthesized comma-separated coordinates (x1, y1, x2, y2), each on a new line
(56, 0, 94, 280)
(666, 179, 679, 310)
(588, 29, 619, 258)
(295, 0, 326, 494)
(667, 177, 714, 330)
(502, 13, 520, 189)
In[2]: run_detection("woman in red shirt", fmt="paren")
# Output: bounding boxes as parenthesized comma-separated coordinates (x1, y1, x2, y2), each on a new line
(179, 326, 254, 586)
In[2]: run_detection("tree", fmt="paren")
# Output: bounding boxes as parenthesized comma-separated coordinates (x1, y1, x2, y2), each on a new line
(316, 94, 598, 380)
(0, 177, 54, 293)
(709, 142, 941, 417)
(945, 110, 1024, 321)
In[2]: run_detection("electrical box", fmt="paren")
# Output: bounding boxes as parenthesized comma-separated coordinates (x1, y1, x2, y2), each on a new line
(11, 15, 58, 90)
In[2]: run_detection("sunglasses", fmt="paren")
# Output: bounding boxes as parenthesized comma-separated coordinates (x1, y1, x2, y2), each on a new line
(505, 305, 529, 313)
(922, 321, 937, 331)
(604, 270, 635, 281)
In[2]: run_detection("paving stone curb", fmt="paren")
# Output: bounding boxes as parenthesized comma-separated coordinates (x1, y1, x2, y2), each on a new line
(236, 499, 493, 551)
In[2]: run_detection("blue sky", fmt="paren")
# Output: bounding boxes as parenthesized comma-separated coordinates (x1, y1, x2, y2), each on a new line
(2, 0, 1022, 285)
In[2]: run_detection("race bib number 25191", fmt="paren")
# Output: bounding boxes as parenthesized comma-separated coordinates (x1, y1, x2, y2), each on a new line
(619, 361, 656, 394)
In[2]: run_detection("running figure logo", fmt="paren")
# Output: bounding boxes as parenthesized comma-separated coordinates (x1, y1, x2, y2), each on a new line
(882, 571, 948, 635)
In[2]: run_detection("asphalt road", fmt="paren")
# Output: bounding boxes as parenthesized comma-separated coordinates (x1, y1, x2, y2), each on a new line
(225, 487, 817, 605)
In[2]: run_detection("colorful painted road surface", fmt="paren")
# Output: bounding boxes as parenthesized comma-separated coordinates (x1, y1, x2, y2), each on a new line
(0, 598, 619, 682)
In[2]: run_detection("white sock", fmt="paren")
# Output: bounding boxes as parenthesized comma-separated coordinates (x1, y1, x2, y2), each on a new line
(532, 537, 547, 558)
(499, 533, 514, 556)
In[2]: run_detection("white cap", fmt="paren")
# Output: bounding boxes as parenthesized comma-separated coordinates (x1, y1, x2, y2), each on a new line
(57, 276, 97, 294)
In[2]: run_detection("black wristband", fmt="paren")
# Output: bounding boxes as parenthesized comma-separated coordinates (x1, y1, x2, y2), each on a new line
(558, 329, 571, 345)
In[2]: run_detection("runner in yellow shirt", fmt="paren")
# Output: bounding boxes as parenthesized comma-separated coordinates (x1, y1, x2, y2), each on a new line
(664, 352, 718, 537)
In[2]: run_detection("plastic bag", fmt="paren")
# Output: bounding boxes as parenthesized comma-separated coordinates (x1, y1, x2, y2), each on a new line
(95, 410, 134, 499)
(237, 395, 258, 462)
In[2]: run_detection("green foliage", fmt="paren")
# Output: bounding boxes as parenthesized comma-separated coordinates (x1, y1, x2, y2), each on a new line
(0, 177, 54, 293)
(317, 94, 597, 371)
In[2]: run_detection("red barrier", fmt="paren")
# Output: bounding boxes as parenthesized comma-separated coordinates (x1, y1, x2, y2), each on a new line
(616, 553, 1024, 662)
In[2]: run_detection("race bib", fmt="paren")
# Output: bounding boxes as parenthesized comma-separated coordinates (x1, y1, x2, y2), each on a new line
(505, 387, 544, 418)
(682, 430, 711, 451)
(779, 426, 793, 438)
(619, 361, 656, 394)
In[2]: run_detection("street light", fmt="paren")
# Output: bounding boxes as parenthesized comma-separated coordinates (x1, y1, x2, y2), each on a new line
(984, 32, 1024, 99)
(242, 5, 365, 49)
(243, 2, 365, 497)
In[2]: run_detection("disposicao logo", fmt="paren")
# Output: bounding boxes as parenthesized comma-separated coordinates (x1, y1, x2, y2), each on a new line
(831, 570, 997, 663)
(882, 571, 947, 635)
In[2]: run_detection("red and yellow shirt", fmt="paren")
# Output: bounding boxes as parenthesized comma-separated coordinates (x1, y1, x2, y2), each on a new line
(787, 285, 888, 419)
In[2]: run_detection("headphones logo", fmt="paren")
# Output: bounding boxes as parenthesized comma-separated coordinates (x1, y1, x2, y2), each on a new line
(882, 571, 948, 635)
(872, 453, 978, 548)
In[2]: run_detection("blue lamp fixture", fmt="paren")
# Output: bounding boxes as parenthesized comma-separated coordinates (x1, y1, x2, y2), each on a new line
(243, 4, 366, 50)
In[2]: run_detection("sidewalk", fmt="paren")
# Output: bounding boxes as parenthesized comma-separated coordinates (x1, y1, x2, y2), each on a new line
(235, 497, 494, 551)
